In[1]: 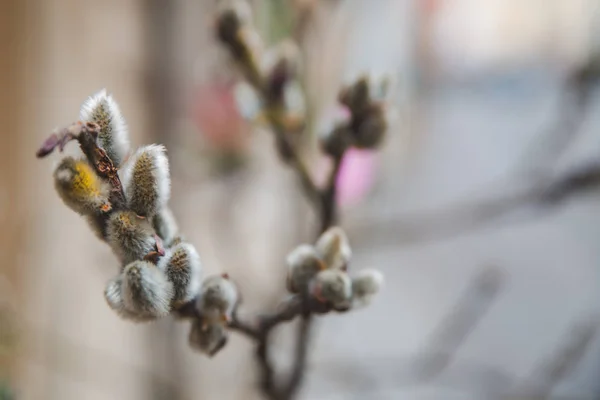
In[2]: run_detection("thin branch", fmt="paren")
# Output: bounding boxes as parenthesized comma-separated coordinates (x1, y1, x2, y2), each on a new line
(413, 266, 506, 382)
(354, 159, 600, 250)
(265, 112, 322, 206)
(281, 311, 312, 399)
(215, 13, 347, 397)
(512, 316, 599, 399)
(353, 64, 600, 251)
(319, 154, 343, 232)
(514, 63, 597, 178)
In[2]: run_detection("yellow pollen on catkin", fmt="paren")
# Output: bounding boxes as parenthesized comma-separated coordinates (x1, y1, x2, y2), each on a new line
(71, 161, 102, 198)
(118, 212, 133, 226)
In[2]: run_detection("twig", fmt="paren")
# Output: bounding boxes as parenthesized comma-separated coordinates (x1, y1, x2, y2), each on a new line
(514, 64, 596, 178)
(319, 154, 343, 232)
(225, 143, 342, 400)
(215, 16, 346, 397)
(352, 63, 600, 251)
(511, 316, 599, 399)
(281, 310, 312, 399)
(266, 112, 321, 207)
(413, 266, 506, 382)
(354, 158, 600, 250)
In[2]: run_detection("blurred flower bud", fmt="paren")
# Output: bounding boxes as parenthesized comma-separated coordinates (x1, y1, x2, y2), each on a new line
(315, 226, 352, 270)
(217, 0, 253, 28)
(311, 269, 352, 310)
(286, 244, 325, 294)
(121, 260, 174, 319)
(318, 105, 351, 158)
(107, 210, 156, 265)
(79, 89, 129, 167)
(352, 104, 387, 149)
(338, 76, 370, 114)
(216, 1, 261, 69)
(321, 125, 352, 158)
(196, 274, 239, 325)
(189, 319, 229, 357)
(159, 242, 202, 307)
(152, 207, 179, 247)
(54, 157, 111, 216)
(336, 75, 392, 150)
(262, 40, 301, 103)
(351, 269, 384, 308)
(238, 27, 264, 62)
(120, 144, 171, 218)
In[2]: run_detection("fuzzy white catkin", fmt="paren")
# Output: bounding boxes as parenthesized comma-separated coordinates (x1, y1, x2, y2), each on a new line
(79, 89, 130, 168)
(106, 211, 156, 265)
(351, 269, 384, 308)
(121, 260, 174, 318)
(286, 244, 324, 294)
(196, 275, 239, 324)
(119, 144, 171, 218)
(315, 226, 352, 270)
(104, 275, 154, 322)
(152, 207, 179, 247)
(188, 320, 229, 357)
(312, 269, 352, 309)
(53, 157, 111, 216)
(158, 242, 202, 306)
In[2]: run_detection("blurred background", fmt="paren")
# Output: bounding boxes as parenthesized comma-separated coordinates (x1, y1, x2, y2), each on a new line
(2, 0, 600, 398)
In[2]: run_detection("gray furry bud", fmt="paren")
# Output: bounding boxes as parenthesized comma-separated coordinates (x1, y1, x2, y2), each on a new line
(315, 226, 352, 270)
(189, 320, 229, 357)
(121, 260, 174, 318)
(262, 40, 301, 102)
(152, 207, 179, 247)
(54, 157, 111, 216)
(352, 104, 387, 149)
(104, 275, 155, 322)
(311, 269, 352, 309)
(158, 242, 202, 307)
(107, 210, 156, 265)
(120, 144, 171, 218)
(286, 244, 325, 294)
(196, 274, 239, 325)
(351, 269, 384, 308)
(79, 89, 130, 167)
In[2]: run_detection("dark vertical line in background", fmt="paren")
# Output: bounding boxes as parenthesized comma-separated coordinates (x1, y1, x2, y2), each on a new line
(143, 1, 183, 399)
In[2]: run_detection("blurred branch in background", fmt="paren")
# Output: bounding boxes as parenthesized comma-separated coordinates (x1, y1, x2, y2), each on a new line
(513, 315, 600, 399)
(413, 266, 506, 383)
(356, 61, 600, 250)
(516, 59, 600, 178)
